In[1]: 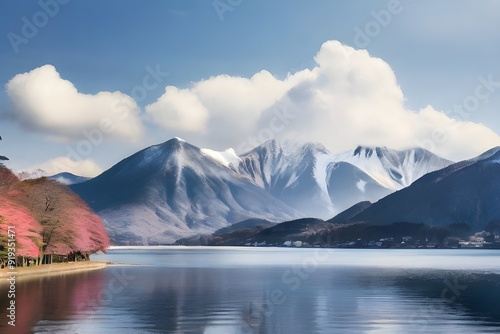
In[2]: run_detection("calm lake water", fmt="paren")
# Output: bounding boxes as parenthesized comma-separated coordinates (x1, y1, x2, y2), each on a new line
(1, 247, 500, 333)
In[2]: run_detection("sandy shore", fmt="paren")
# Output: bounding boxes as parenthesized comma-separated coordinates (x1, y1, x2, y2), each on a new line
(0, 261, 108, 283)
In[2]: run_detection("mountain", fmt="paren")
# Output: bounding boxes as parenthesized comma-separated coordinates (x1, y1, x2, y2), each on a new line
(49, 172, 90, 185)
(253, 217, 331, 241)
(176, 217, 338, 247)
(68, 138, 453, 245)
(71, 138, 300, 245)
(237, 140, 451, 218)
(16, 168, 48, 180)
(332, 146, 453, 190)
(15, 169, 90, 184)
(328, 201, 372, 224)
(212, 218, 276, 236)
(339, 147, 500, 231)
(237, 140, 337, 218)
(325, 161, 391, 215)
(176, 218, 277, 246)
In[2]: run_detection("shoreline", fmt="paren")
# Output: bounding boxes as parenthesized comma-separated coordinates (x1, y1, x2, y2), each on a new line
(0, 261, 108, 283)
(106, 245, 500, 250)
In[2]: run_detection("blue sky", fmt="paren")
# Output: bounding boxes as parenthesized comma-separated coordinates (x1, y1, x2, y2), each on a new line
(1, 0, 500, 176)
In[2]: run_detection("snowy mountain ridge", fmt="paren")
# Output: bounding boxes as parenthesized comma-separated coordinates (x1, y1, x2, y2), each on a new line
(71, 138, 301, 244)
(338, 146, 500, 231)
(68, 138, 454, 244)
(333, 145, 453, 190)
(236, 140, 452, 217)
(16, 169, 90, 185)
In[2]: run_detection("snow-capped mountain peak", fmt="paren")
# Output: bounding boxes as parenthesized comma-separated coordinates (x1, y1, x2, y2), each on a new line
(201, 147, 241, 168)
(353, 145, 381, 159)
(16, 168, 49, 180)
(334, 146, 453, 190)
(71, 138, 300, 244)
(237, 140, 392, 218)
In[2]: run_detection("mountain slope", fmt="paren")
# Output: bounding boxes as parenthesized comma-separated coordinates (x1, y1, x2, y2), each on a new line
(341, 147, 500, 231)
(333, 146, 453, 190)
(213, 218, 276, 236)
(49, 172, 90, 185)
(71, 138, 300, 245)
(16, 168, 48, 180)
(328, 201, 372, 224)
(237, 141, 450, 218)
(238, 140, 336, 218)
(326, 162, 391, 213)
(237, 140, 393, 218)
(16, 170, 90, 185)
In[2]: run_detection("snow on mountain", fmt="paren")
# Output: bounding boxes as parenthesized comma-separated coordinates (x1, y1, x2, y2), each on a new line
(333, 146, 453, 190)
(16, 169, 92, 185)
(325, 161, 392, 214)
(237, 140, 332, 218)
(237, 140, 394, 218)
(49, 172, 90, 185)
(356, 180, 367, 192)
(314, 151, 333, 197)
(237, 139, 285, 188)
(66, 137, 454, 244)
(71, 138, 300, 245)
(15, 169, 90, 185)
(340, 146, 500, 231)
(16, 168, 48, 180)
(200, 147, 241, 168)
(236, 141, 453, 219)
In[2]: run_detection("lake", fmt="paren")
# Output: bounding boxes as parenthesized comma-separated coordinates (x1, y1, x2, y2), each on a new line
(1, 247, 500, 333)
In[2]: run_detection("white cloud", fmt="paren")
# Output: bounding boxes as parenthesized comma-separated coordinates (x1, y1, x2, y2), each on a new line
(27, 156, 103, 178)
(145, 70, 306, 147)
(10, 42, 499, 163)
(146, 40, 500, 161)
(6, 65, 144, 142)
(145, 86, 209, 133)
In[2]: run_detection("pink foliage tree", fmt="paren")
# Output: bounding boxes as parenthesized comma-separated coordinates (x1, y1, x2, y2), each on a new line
(0, 197, 42, 258)
(11, 177, 109, 259)
(0, 172, 109, 266)
(0, 167, 109, 265)
(68, 206, 110, 254)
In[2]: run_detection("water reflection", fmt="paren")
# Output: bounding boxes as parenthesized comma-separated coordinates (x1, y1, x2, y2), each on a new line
(392, 271, 500, 328)
(1, 249, 499, 333)
(111, 266, 500, 333)
(0, 269, 105, 334)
